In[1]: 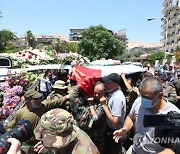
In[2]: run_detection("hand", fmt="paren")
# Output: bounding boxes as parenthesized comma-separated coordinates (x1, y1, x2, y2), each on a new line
(33, 141, 45, 153)
(113, 128, 127, 143)
(158, 148, 175, 154)
(87, 97, 94, 104)
(99, 96, 107, 105)
(7, 138, 22, 154)
(121, 73, 126, 79)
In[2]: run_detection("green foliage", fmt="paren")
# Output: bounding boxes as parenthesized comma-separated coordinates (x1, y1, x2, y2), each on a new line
(26, 30, 36, 48)
(67, 42, 79, 53)
(78, 25, 125, 61)
(36, 43, 45, 50)
(5, 44, 15, 50)
(175, 46, 180, 61)
(147, 51, 172, 65)
(132, 50, 145, 57)
(53, 39, 79, 53)
(54, 38, 68, 53)
(6, 47, 22, 53)
(0, 29, 17, 52)
(118, 52, 131, 62)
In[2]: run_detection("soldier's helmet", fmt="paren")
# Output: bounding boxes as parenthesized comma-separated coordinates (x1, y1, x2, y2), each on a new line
(34, 108, 77, 148)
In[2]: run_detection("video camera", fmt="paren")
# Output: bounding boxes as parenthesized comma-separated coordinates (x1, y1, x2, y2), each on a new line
(144, 111, 180, 153)
(0, 120, 33, 154)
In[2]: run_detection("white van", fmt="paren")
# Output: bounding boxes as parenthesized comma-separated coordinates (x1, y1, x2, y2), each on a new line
(0, 57, 12, 81)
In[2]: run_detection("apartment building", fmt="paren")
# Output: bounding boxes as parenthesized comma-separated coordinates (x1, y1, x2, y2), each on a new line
(36, 34, 69, 45)
(162, 0, 180, 52)
(69, 29, 83, 41)
(11, 37, 29, 49)
(114, 29, 128, 51)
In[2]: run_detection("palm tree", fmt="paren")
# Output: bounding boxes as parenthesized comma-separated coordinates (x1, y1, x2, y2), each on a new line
(26, 30, 36, 48)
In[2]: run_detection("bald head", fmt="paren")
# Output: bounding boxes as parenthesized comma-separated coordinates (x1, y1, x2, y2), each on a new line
(94, 81, 105, 100)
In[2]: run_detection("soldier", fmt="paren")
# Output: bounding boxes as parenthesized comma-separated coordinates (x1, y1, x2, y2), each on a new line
(155, 73, 177, 105)
(121, 73, 139, 114)
(33, 108, 99, 154)
(87, 81, 106, 154)
(46, 80, 71, 112)
(4, 89, 69, 153)
(5, 89, 69, 131)
(46, 80, 68, 100)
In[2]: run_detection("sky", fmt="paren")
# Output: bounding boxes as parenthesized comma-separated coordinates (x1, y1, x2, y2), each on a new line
(0, 0, 164, 43)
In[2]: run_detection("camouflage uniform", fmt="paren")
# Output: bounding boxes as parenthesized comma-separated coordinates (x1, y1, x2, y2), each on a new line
(34, 108, 99, 154)
(69, 86, 91, 130)
(125, 87, 139, 114)
(87, 99, 106, 154)
(46, 91, 71, 112)
(163, 83, 177, 104)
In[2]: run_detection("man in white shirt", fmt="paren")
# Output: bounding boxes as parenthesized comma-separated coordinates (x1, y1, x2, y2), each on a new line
(113, 77, 180, 154)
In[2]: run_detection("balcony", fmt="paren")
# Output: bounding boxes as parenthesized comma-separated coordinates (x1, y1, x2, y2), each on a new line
(176, 32, 180, 39)
(163, 4, 171, 14)
(163, 0, 169, 7)
(176, 23, 180, 29)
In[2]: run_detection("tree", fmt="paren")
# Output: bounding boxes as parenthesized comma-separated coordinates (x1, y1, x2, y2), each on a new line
(54, 38, 68, 53)
(0, 29, 17, 52)
(67, 42, 79, 53)
(26, 30, 36, 48)
(132, 50, 144, 57)
(118, 52, 131, 62)
(147, 51, 172, 65)
(78, 25, 125, 61)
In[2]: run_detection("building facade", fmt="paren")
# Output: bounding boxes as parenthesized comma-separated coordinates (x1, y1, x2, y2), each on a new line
(11, 37, 29, 49)
(69, 29, 83, 41)
(114, 29, 128, 51)
(162, 0, 180, 52)
(35, 34, 69, 45)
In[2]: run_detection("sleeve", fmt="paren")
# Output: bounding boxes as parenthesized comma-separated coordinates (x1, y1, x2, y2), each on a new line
(44, 95, 69, 109)
(111, 96, 125, 117)
(129, 97, 141, 116)
(164, 85, 177, 104)
(5, 111, 21, 131)
(94, 103, 104, 119)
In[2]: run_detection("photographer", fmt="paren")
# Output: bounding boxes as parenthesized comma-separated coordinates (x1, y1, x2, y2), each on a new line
(0, 120, 33, 154)
(113, 77, 180, 153)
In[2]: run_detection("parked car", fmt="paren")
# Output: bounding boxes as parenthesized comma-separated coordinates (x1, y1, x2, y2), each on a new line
(131, 62, 143, 67)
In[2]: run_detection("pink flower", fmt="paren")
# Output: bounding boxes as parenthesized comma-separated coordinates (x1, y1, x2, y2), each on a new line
(28, 55, 32, 59)
(8, 79, 15, 86)
(22, 54, 26, 57)
(15, 79, 20, 84)
(18, 51, 22, 55)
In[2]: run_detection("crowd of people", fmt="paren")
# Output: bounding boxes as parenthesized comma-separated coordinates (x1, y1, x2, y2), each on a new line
(2, 63, 180, 154)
